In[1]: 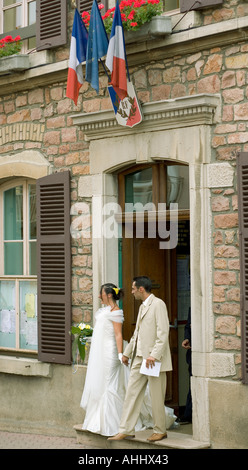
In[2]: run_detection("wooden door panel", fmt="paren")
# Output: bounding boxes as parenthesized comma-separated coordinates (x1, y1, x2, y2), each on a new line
(122, 228, 179, 408)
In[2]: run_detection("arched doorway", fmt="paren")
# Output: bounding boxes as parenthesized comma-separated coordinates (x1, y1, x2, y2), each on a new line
(117, 161, 190, 413)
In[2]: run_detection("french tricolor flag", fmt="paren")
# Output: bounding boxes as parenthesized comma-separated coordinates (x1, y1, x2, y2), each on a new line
(106, 1, 128, 100)
(66, 9, 88, 105)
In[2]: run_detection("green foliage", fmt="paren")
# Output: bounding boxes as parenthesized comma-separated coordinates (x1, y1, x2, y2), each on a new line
(70, 323, 93, 363)
(0, 35, 22, 58)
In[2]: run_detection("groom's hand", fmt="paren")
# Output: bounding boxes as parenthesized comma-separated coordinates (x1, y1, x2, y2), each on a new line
(122, 355, 129, 366)
(146, 356, 155, 368)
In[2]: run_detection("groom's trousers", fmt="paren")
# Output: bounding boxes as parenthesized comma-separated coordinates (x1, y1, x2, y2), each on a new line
(119, 356, 167, 435)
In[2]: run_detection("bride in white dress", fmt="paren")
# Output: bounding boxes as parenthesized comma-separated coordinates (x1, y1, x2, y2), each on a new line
(80, 283, 176, 437)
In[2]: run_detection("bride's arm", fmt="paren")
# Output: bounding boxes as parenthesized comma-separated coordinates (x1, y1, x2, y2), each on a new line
(112, 321, 123, 354)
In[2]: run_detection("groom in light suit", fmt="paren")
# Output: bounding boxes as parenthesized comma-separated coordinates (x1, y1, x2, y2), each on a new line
(108, 276, 172, 442)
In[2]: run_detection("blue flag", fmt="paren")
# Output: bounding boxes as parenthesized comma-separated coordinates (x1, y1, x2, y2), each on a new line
(85, 0, 109, 93)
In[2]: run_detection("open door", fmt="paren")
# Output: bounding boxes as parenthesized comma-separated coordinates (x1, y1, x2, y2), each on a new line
(121, 223, 178, 408)
(118, 162, 190, 413)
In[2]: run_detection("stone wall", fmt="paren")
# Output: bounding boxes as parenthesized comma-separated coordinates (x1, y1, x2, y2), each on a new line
(0, 13, 246, 375)
(212, 187, 241, 379)
(201, 0, 248, 25)
(1, 2, 248, 446)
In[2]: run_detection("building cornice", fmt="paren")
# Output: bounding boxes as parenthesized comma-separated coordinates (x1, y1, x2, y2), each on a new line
(71, 93, 221, 141)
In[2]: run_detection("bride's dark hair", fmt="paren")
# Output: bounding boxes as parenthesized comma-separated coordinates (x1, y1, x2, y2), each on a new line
(100, 283, 124, 301)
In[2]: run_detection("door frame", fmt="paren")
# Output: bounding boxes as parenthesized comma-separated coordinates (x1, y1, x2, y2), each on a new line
(118, 162, 190, 410)
(78, 94, 222, 444)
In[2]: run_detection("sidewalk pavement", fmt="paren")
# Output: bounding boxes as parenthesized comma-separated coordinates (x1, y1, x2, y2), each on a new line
(0, 430, 100, 449)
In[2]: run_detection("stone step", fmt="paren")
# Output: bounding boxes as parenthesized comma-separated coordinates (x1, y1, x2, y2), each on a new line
(74, 425, 210, 450)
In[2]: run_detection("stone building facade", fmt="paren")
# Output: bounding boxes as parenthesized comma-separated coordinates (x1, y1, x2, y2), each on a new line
(0, 0, 248, 449)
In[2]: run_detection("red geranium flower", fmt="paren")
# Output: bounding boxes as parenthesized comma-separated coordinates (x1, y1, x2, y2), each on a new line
(128, 10, 135, 20)
(4, 35, 13, 42)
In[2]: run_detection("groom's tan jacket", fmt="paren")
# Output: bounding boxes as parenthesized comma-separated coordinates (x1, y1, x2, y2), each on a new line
(123, 294, 172, 372)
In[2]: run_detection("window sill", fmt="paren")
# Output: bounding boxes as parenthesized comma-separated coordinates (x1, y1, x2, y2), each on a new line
(0, 355, 52, 378)
(0, 50, 53, 76)
(0, 54, 30, 76)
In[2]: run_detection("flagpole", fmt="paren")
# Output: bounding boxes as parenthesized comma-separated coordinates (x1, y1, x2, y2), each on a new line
(100, 58, 111, 82)
(123, 40, 130, 82)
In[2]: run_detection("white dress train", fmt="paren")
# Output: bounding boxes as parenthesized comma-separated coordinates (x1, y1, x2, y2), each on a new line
(80, 306, 176, 437)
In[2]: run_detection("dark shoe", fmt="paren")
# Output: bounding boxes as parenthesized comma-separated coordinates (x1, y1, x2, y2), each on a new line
(176, 417, 192, 425)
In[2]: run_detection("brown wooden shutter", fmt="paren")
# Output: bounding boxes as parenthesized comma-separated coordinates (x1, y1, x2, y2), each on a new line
(37, 171, 71, 364)
(36, 0, 67, 51)
(180, 0, 223, 13)
(77, 0, 108, 14)
(237, 152, 248, 385)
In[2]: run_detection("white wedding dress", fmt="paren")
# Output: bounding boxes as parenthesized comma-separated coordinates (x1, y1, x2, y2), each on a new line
(80, 305, 176, 437)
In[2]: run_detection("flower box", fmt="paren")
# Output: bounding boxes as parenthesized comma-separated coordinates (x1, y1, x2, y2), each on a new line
(0, 54, 30, 75)
(125, 15, 172, 44)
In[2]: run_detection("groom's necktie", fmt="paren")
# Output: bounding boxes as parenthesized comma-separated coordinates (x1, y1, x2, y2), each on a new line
(136, 304, 144, 332)
(131, 304, 144, 361)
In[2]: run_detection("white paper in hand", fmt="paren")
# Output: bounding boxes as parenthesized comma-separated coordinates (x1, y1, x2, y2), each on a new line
(140, 359, 161, 377)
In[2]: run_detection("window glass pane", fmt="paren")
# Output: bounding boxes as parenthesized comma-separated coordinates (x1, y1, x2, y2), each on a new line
(167, 165, 189, 209)
(164, 0, 179, 11)
(28, 1, 36, 24)
(28, 0, 36, 48)
(19, 280, 37, 350)
(4, 186, 23, 240)
(28, 36, 36, 49)
(29, 241, 37, 275)
(29, 184, 36, 275)
(3, 5, 22, 31)
(29, 184, 36, 240)
(4, 242, 23, 275)
(125, 168, 153, 211)
(27, 36, 35, 49)
(4, 1, 19, 6)
(0, 280, 16, 348)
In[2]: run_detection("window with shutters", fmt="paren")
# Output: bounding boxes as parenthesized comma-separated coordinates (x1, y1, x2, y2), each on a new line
(0, 179, 38, 353)
(36, 0, 67, 51)
(0, 172, 71, 365)
(0, 0, 67, 52)
(77, 0, 223, 16)
(0, 0, 36, 52)
(237, 152, 248, 385)
(36, 171, 71, 365)
(77, 0, 177, 15)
